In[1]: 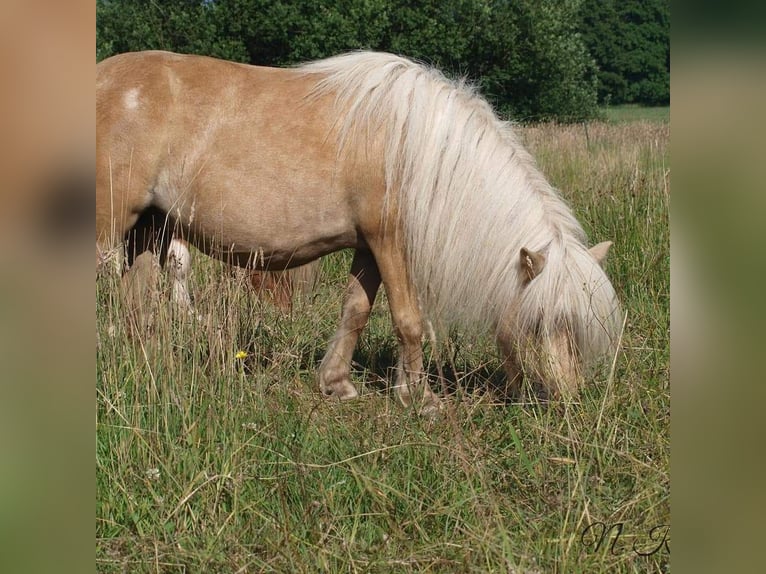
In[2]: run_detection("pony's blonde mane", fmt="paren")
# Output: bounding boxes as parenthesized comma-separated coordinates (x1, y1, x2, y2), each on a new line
(301, 52, 621, 364)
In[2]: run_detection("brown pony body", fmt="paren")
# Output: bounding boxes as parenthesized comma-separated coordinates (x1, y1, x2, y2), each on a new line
(97, 51, 621, 411)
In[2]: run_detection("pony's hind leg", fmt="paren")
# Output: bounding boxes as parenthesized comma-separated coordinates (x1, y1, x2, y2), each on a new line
(318, 249, 381, 400)
(372, 243, 440, 414)
(118, 208, 201, 328)
(167, 238, 194, 313)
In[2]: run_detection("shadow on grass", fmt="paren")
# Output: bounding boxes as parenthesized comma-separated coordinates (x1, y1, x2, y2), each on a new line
(295, 342, 523, 405)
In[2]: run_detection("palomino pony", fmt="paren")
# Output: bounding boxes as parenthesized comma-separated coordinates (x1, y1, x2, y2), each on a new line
(97, 51, 621, 411)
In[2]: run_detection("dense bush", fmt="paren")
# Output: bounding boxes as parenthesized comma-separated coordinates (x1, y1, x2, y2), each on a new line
(580, 0, 670, 106)
(97, 0, 669, 120)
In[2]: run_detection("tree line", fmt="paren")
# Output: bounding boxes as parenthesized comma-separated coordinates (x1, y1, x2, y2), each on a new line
(97, 0, 669, 122)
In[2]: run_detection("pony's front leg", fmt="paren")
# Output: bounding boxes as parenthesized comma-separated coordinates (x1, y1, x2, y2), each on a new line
(318, 249, 381, 400)
(167, 238, 193, 310)
(372, 244, 440, 414)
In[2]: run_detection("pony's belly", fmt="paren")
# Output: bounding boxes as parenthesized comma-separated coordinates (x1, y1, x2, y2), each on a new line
(190, 227, 359, 271)
(154, 175, 361, 269)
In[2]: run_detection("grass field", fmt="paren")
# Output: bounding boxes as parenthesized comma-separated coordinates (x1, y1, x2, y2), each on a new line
(97, 119, 669, 573)
(602, 105, 670, 124)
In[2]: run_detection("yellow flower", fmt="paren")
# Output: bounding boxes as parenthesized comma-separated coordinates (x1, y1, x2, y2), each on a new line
(235, 350, 248, 360)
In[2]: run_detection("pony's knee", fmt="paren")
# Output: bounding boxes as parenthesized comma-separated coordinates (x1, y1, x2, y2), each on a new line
(340, 280, 375, 329)
(392, 311, 422, 347)
(345, 287, 371, 315)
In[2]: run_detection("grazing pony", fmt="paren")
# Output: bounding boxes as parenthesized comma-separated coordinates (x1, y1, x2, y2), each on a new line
(96, 51, 621, 411)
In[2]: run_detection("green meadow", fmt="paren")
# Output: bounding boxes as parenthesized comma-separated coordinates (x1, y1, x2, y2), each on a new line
(97, 119, 669, 573)
(602, 105, 670, 124)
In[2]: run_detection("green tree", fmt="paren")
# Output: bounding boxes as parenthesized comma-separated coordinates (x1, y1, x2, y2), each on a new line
(580, 0, 669, 105)
(382, 0, 483, 68)
(97, 0, 229, 60)
(473, 0, 599, 121)
(97, 0, 601, 121)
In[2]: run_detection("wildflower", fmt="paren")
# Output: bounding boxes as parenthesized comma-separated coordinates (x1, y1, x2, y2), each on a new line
(146, 468, 160, 480)
(235, 350, 248, 360)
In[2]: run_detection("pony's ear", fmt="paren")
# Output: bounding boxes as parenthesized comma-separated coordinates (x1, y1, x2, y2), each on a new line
(520, 247, 546, 282)
(589, 241, 613, 266)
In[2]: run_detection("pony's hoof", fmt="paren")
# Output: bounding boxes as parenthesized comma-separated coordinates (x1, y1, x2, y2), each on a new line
(320, 379, 359, 401)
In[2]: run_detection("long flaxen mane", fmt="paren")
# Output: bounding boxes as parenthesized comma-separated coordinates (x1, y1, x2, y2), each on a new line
(301, 52, 621, 366)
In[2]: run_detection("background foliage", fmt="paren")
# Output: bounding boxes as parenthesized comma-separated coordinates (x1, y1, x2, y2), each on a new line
(580, 0, 670, 106)
(96, 0, 669, 122)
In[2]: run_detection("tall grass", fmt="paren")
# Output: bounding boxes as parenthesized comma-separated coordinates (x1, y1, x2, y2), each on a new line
(96, 120, 669, 573)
